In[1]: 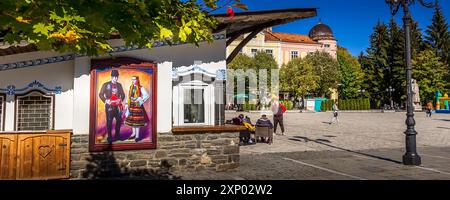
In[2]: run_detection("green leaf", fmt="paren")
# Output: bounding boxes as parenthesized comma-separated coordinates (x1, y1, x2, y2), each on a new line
(32, 23, 54, 36)
(179, 30, 187, 41)
(159, 27, 173, 39)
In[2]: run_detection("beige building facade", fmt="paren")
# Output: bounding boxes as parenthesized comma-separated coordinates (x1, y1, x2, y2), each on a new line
(227, 22, 337, 67)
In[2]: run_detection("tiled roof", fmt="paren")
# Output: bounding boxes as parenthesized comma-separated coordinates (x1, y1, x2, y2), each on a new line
(265, 31, 319, 44)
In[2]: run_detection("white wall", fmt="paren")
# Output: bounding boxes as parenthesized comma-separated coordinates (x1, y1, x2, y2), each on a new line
(0, 38, 226, 134)
(0, 58, 74, 131)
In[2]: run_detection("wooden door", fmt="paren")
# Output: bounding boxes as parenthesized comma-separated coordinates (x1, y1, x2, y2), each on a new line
(16, 133, 70, 180)
(0, 134, 17, 180)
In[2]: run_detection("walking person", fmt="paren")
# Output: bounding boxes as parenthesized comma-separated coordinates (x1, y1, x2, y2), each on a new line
(426, 101, 434, 118)
(330, 101, 340, 124)
(271, 97, 286, 135)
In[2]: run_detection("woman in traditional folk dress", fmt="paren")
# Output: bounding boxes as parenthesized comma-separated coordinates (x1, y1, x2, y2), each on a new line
(125, 76, 150, 142)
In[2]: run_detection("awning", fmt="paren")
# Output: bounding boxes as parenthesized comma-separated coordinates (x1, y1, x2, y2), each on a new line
(213, 8, 317, 39)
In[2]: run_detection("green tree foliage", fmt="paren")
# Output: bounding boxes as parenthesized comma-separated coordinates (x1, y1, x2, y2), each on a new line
(228, 53, 253, 70)
(337, 47, 364, 99)
(228, 51, 278, 105)
(0, 0, 246, 56)
(305, 51, 340, 97)
(253, 51, 278, 71)
(425, 1, 450, 71)
(253, 51, 279, 87)
(361, 22, 389, 107)
(413, 49, 448, 104)
(387, 18, 406, 103)
(280, 58, 318, 99)
(361, 18, 426, 107)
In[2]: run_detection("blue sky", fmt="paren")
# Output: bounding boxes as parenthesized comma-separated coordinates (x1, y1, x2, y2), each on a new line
(213, 0, 450, 56)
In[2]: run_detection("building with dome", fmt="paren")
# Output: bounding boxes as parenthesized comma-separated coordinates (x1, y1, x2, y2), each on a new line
(226, 22, 338, 104)
(227, 22, 337, 67)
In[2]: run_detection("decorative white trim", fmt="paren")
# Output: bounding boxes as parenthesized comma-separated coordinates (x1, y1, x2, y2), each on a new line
(0, 33, 227, 71)
(0, 80, 62, 96)
(172, 65, 227, 81)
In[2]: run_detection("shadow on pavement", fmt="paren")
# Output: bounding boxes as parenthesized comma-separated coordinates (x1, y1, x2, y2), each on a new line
(433, 119, 450, 122)
(437, 127, 450, 130)
(82, 151, 182, 180)
(290, 136, 402, 164)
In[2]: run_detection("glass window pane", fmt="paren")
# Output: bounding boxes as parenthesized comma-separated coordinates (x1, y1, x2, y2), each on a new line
(184, 89, 205, 124)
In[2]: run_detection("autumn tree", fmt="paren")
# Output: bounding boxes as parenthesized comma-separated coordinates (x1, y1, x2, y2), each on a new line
(305, 51, 340, 97)
(0, 0, 247, 56)
(413, 49, 448, 103)
(280, 57, 318, 100)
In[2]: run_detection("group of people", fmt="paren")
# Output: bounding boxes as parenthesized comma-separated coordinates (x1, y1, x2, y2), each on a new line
(99, 70, 150, 143)
(233, 97, 288, 145)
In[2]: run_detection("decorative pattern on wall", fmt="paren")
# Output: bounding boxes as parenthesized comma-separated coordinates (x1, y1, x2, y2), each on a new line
(172, 66, 227, 81)
(216, 69, 227, 81)
(0, 80, 62, 95)
(0, 33, 227, 71)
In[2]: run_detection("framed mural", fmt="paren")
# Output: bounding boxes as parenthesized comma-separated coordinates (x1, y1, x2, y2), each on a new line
(89, 57, 157, 152)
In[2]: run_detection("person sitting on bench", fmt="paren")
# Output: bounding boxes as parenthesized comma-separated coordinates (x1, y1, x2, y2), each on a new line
(256, 114, 273, 143)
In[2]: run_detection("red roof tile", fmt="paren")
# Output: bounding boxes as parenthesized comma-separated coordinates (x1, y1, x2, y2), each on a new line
(265, 31, 319, 44)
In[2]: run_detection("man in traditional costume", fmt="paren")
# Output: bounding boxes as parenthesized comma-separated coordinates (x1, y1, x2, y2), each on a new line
(99, 70, 126, 143)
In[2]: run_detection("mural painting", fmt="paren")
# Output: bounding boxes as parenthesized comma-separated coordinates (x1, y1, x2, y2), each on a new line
(89, 58, 157, 151)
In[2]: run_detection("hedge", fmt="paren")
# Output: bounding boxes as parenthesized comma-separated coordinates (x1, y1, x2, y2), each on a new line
(280, 100, 294, 110)
(322, 98, 371, 111)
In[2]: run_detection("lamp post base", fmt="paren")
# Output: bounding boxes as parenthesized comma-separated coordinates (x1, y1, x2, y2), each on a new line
(403, 153, 421, 166)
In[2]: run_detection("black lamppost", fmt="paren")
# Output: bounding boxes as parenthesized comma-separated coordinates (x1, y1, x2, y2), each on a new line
(386, 0, 434, 166)
(359, 89, 366, 98)
(386, 86, 395, 109)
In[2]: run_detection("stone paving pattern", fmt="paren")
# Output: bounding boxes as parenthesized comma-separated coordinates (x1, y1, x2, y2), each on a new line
(174, 112, 450, 180)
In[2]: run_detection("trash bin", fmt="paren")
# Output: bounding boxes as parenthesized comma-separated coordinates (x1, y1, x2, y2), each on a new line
(315, 98, 327, 112)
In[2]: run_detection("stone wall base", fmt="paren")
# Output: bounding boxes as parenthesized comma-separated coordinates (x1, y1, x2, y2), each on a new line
(70, 132, 240, 179)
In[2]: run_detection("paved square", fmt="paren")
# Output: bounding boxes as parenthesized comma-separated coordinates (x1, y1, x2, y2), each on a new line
(175, 112, 450, 180)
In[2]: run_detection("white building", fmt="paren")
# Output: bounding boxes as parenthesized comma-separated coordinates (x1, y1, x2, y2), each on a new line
(0, 8, 317, 179)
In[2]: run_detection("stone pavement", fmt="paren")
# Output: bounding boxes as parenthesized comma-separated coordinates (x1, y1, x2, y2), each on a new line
(173, 112, 450, 180)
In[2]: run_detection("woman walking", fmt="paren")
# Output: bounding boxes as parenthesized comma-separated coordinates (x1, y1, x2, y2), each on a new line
(330, 101, 339, 124)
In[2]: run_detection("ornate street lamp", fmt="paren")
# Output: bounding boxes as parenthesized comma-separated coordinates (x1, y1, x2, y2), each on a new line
(359, 89, 366, 98)
(386, 86, 395, 109)
(386, 0, 434, 166)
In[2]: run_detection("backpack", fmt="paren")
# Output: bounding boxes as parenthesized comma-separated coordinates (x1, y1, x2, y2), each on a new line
(280, 103, 287, 113)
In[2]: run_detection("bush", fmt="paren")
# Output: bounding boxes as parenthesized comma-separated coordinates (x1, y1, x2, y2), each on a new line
(321, 101, 327, 111)
(280, 100, 294, 110)
(326, 98, 371, 110)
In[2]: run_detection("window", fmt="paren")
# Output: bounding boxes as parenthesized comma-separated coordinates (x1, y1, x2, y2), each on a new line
(0, 94, 4, 131)
(183, 89, 205, 124)
(324, 44, 331, 48)
(291, 51, 299, 59)
(15, 90, 54, 131)
(173, 79, 215, 126)
(265, 49, 273, 56)
(251, 49, 258, 57)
